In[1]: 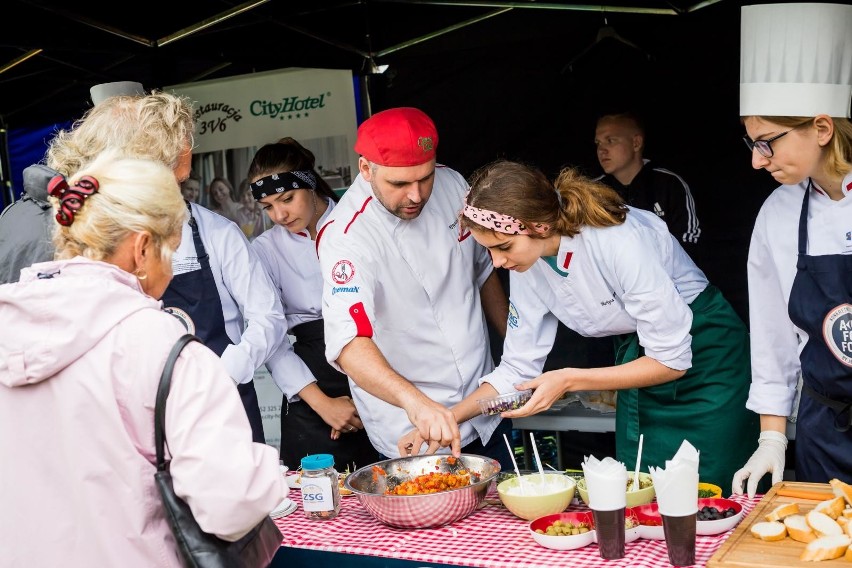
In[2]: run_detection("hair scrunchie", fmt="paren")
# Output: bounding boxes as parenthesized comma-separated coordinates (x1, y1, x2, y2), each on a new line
(47, 174, 100, 226)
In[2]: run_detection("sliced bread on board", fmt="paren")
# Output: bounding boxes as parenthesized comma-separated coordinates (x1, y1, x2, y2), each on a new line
(765, 502, 800, 522)
(751, 521, 787, 542)
(830, 478, 852, 507)
(806, 510, 844, 537)
(813, 496, 847, 520)
(799, 534, 850, 562)
(784, 514, 817, 544)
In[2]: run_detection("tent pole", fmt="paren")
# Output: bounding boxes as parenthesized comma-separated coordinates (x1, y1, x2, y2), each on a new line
(0, 122, 12, 208)
(359, 75, 373, 123)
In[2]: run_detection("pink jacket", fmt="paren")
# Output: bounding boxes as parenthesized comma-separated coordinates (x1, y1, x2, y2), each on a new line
(0, 258, 287, 567)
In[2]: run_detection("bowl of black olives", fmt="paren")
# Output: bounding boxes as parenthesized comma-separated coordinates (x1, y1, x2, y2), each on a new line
(696, 498, 744, 535)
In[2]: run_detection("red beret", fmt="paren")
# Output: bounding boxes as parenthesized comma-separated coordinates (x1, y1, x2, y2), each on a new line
(354, 107, 439, 167)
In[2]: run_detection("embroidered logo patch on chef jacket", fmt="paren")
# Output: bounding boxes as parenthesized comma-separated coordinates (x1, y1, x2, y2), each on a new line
(508, 301, 520, 329)
(332, 259, 355, 284)
(823, 303, 852, 367)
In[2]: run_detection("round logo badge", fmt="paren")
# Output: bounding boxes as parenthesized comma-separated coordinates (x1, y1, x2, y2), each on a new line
(822, 303, 852, 367)
(164, 307, 196, 335)
(331, 260, 355, 285)
(508, 301, 520, 329)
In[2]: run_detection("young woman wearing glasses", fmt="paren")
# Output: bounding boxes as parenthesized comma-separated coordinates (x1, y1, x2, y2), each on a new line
(733, 111, 852, 494)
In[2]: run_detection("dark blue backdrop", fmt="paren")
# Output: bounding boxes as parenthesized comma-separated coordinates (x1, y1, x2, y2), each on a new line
(8, 121, 70, 200)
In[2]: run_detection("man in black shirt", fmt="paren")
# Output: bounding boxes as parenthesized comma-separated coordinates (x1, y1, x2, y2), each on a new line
(594, 112, 701, 251)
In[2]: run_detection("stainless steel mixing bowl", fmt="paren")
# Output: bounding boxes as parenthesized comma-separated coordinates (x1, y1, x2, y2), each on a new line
(344, 454, 501, 529)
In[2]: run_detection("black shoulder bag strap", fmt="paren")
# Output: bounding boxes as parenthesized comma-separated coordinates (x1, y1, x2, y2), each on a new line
(152, 333, 282, 568)
(155, 334, 201, 471)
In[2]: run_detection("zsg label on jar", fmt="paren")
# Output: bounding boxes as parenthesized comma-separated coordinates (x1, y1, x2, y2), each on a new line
(301, 476, 334, 512)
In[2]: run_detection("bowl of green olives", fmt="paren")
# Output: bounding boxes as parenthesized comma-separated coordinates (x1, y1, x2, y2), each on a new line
(529, 512, 595, 550)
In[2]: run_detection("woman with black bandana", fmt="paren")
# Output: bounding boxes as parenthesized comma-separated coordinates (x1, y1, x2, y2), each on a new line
(248, 138, 380, 472)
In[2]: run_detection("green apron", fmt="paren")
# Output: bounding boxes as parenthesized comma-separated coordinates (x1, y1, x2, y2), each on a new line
(613, 285, 759, 488)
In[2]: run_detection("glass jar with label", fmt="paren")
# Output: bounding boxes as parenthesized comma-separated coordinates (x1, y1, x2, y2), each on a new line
(300, 453, 341, 520)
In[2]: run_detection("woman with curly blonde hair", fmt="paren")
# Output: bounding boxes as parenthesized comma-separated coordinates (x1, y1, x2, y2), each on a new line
(453, 159, 758, 489)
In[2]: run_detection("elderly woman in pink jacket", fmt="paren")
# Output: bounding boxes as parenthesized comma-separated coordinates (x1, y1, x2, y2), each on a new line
(0, 153, 287, 568)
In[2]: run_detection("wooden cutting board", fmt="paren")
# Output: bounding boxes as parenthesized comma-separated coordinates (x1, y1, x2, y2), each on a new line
(707, 481, 847, 567)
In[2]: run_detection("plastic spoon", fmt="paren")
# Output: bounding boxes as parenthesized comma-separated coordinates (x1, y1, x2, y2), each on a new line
(530, 432, 547, 488)
(503, 433, 527, 495)
(632, 433, 644, 491)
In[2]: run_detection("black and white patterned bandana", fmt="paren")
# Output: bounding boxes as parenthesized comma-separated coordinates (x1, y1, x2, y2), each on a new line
(250, 170, 317, 201)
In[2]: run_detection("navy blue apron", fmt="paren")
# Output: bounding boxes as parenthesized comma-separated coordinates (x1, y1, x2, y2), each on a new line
(161, 203, 266, 443)
(278, 319, 380, 471)
(787, 183, 852, 482)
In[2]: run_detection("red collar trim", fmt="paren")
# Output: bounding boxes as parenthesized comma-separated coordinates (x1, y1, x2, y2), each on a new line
(344, 196, 372, 234)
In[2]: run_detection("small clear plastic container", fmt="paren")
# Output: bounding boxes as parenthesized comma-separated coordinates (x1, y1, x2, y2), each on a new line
(478, 389, 533, 415)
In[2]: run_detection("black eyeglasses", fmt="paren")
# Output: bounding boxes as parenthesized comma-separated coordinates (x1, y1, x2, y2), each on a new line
(743, 130, 793, 158)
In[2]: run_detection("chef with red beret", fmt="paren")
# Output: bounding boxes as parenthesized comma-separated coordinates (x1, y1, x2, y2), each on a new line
(316, 107, 512, 469)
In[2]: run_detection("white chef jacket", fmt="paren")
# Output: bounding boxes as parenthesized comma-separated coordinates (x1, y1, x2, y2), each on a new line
(317, 166, 499, 458)
(746, 173, 852, 417)
(171, 202, 288, 384)
(252, 198, 337, 400)
(481, 207, 708, 395)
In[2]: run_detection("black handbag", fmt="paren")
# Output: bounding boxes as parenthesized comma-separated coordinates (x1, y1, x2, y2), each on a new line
(154, 334, 283, 568)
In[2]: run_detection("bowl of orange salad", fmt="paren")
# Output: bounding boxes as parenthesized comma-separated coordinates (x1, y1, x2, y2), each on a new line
(344, 454, 500, 529)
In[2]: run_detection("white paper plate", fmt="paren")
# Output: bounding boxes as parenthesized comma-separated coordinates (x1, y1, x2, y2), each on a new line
(269, 498, 297, 519)
(285, 473, 302, 490)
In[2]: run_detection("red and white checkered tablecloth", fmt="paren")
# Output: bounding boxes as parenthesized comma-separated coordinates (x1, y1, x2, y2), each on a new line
(274, 489, 758, 568)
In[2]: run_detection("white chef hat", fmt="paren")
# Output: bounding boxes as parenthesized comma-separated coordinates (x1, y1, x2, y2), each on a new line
(89, 81, 145, 106)
(740, 3, 852, 118)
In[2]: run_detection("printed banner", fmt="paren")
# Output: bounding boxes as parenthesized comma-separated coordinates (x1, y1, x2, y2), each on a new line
(167, 68, 359, 448)
(168, 67, 358, 155)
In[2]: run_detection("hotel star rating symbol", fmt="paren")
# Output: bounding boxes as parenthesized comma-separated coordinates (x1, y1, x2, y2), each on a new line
(281, 112, 310, 121)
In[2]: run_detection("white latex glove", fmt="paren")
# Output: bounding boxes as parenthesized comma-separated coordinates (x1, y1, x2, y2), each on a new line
(731, 430, 787, 498)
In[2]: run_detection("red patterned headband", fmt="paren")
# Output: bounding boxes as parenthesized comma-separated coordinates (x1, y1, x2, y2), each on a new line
(47, 175, 100, 226)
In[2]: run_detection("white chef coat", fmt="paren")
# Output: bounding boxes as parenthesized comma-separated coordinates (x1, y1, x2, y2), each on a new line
(170, 202, 288, 384)
(746, 173, 852, 417)
(481, 207, 708, 395)
(252, 198, 337, 400)
(317, 166, 499, 458)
